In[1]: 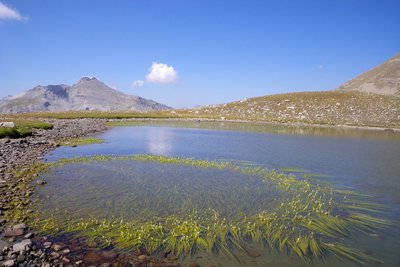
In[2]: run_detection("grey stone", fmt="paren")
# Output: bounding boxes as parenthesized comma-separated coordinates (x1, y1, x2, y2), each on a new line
(4, 228, 24, 237)
(16, 254, 26, 263)
(35, 180, 47, 185)
(0, 240, 10, 251)
(12, 239, 32, 253)
(0, 122, 15, 128)
(12, 223, 27, 230)
(2, 259, 15, 267)
(24, 233, 34, 239)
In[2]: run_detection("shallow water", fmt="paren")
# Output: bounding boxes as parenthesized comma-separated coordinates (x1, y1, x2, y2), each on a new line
(37, 161, 283, 220)
(40, 122, 400, 266)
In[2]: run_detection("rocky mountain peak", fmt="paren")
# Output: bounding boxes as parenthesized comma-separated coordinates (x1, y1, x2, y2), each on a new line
(79, 76, 98, 81)
(75, 76, 103, 85)
(0, 77, 171, 114)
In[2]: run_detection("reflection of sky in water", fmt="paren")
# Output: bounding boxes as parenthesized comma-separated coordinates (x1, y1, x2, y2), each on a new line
(146, 129, 172, 155)
(46, 125, 400, 206)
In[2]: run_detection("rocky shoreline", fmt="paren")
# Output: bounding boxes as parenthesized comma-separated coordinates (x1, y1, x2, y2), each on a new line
(0, 119, 108, 267)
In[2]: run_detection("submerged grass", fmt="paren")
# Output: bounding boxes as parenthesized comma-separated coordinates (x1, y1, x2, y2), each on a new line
(58, 137, 105, 147)
(281, 167, 309, 173)
(29, 154, 391, 265)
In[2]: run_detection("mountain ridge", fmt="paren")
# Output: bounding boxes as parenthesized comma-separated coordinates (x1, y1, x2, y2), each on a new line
(0, 77, 170, 114)
(337, 53, 400, 96)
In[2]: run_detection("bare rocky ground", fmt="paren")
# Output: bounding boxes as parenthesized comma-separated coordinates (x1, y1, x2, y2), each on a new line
(0, 120, 110, 267)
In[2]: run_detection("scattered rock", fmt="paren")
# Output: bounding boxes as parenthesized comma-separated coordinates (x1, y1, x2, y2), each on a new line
(13, 223, 27, 229)
(0, 240, 10, 251)
(12, 239, 32, 253)
(245, 247, 261, 258)
(35, 179, 47, 185)
(4, 228, 24, 237)
(24, 232, 34, 239)
(138, 254, 148, 261)
(0, 122, 15, 128)
(52, 244, 62, 251)
(49, 251, 60, 259)
(84, 250, 118, 264)
(61, 248, 71, 255)
(43, 241, 52, 248)
(2, 259, 15, 267)
(16, 254, 26, 263)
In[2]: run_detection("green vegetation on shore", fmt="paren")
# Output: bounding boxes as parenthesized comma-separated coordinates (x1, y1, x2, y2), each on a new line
(0, 120, 53, 138)
(22, 154, 391, 265)
(58, 137, 105, 147)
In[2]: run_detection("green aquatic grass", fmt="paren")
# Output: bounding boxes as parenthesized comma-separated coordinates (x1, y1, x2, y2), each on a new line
(281, 167, 309, 173)
(302, 173, 332, 179)
(58, 137, 105, 147)
(0, 120, 53, 138)
(105, 120, 146, 126)
(29, 154, 391, 265)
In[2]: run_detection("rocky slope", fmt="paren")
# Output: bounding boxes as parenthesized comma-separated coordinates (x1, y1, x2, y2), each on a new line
(0, 77, 171, 114)
(184, 91, 400, 128)
(337, 53, 400, 96)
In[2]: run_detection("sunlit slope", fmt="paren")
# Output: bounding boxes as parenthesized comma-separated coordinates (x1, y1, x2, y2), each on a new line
(337, 53, 400, 96)
(184, 91, 400, 128)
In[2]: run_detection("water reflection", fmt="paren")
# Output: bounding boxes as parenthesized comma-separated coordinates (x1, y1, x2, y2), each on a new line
(146, 128, 173, 155)
(128, 120, 400, 141)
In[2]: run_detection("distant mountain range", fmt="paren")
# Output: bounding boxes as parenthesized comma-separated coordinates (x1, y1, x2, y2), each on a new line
(0, 77, 170, 114)
(337, 53, 400, 96)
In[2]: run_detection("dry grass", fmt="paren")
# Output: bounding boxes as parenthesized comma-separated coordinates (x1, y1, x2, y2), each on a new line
(181, 91, 400, 128)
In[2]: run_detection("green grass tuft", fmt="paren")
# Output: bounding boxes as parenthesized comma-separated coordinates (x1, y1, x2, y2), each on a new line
(59, 137, 105, 146)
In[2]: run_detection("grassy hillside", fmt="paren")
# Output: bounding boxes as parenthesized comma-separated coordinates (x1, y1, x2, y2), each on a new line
(3, 91, 399, 129)
(181, 91, 400, 128)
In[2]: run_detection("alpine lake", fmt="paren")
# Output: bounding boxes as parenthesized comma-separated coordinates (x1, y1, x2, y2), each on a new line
(29, 121, 400, 266)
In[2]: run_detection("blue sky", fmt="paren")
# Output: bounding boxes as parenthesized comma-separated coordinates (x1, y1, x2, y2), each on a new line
(0, 0, 399, 108)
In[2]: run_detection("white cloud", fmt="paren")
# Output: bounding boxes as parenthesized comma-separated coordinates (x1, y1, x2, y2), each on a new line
(146, 62, 178, 84)
(132, 80, 145, 87)
(0, 2, 26, 21)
